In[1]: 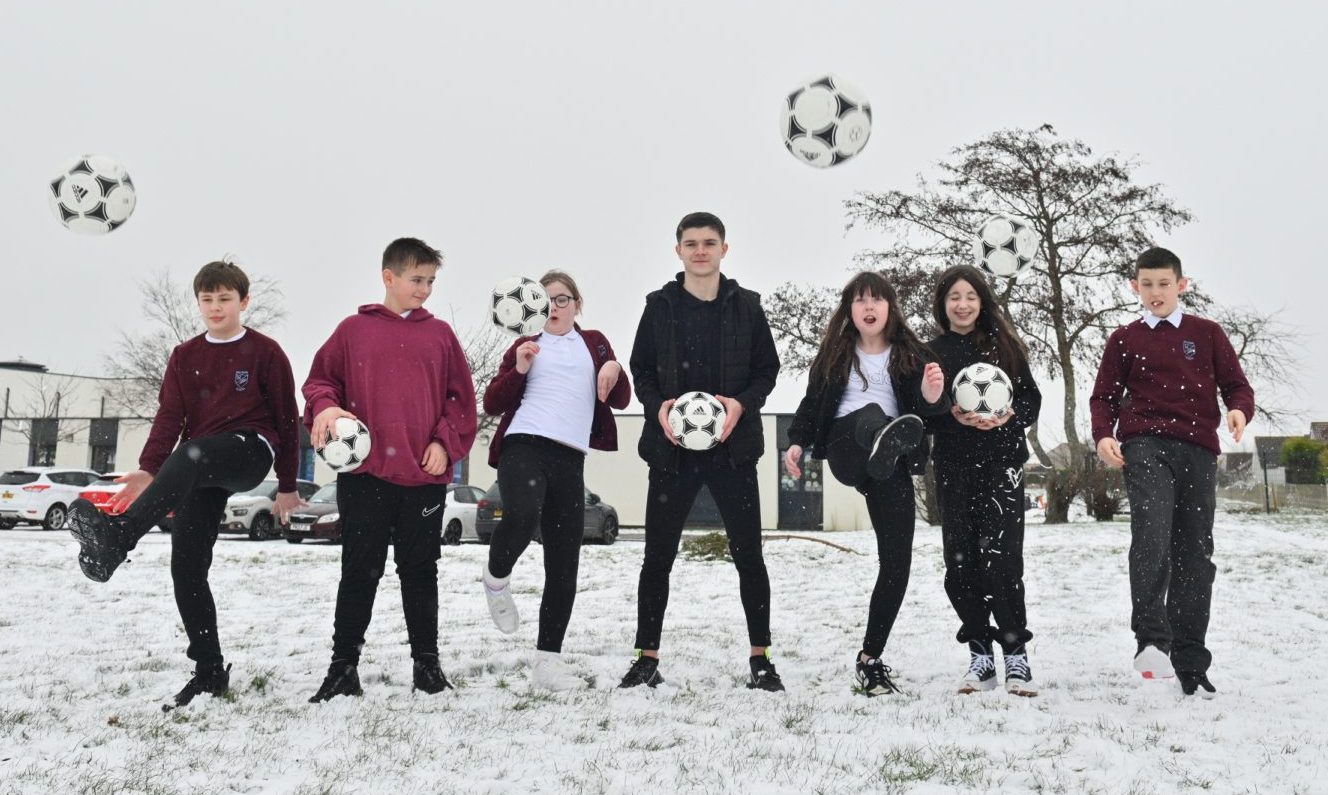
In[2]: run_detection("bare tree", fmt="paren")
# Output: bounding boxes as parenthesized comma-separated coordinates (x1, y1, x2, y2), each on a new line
(1, 373, 89, 451)
(1211, 304, 1304, 430)
(102, 268, 287, 421)
(457, 323, 510, 438)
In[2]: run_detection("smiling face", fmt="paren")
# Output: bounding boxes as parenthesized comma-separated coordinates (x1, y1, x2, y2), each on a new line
(944, 278, 981, 335)
(196, 287, 249, 338)
(543, 278, 580, 335)
(850, 289, 889, 343)
(675, 226, 727, 278)
(382, 262, 438, 314)
(1131, 266, 1188, 318)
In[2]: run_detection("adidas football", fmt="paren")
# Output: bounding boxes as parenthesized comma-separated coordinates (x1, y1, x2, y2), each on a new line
(952, 363, 1014, 418)
(667, 391, 727, 451)
(48, 155, 137, 235)
(972, 215, 1038, 278)
(491, 276, 550, 336)
(780, 74, 872, 168)
(318, 417, 372, 473)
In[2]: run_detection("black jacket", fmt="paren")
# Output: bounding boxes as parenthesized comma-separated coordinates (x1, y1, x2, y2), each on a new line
(786, 347, 950, 476)
(630, 273, 781, 472)
(925, 331, 1041, 467)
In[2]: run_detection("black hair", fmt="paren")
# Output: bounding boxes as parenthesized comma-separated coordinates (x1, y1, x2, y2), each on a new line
(810, 271, 930, 390)
(1134, 247, 1183, 279)
(675, 212, 726, 242)
(931, 265, 1030, 376)
(382, 237, 443, 274)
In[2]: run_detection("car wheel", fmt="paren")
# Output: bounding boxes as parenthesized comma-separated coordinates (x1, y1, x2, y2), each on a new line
(43, 504, 68, 531)
(600, 516, 618, 545)
(286, 537, 303, 544)
(0, 519, 17, 530)
(443, 519, 463, 546)
(250, 513, 274, 541)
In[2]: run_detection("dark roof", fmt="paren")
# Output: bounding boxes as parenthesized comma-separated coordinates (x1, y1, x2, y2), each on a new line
(0, 360, 48, 373)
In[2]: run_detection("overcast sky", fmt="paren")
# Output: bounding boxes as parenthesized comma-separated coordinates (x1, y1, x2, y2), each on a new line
(2, 1, 1323, 445)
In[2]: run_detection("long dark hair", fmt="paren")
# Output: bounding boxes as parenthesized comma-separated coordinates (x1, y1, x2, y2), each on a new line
(931, 265, 1029, 376)
(810, 271, 930, 390)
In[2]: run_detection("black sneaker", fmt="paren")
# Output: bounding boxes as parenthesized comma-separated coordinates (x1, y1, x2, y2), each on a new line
(855, 654, 900, 696)
(866, 415, 925, 481)
(309, 660, 364, 703)
(747, 654, 786, 692)
(1177, 670, 1217, 699)
(618, 655, 664, 689)
(67, 498, 134, 583)
(1002, 644, 1038, 697)
(957, 640, 998, 694)
(412, 656, 453, 694)
(163, 663, 231, 712)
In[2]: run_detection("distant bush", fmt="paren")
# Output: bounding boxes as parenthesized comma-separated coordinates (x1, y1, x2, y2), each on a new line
(681, 531, 731, 562)
(1282, 438, 1328, 485)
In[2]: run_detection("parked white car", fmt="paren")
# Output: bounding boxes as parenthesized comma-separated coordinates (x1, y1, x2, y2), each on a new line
(442, 484, 486, 545)
(221, 478, 320, 540)
(0, 467, 102, 530)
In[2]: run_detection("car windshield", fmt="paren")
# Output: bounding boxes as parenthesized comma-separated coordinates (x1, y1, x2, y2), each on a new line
(235, 481, 278, 499)
(310, 484, 337, 503)
(0, 472, 39, 486)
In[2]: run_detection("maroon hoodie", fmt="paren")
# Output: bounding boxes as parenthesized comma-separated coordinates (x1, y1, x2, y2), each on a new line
(303, 304, 477, 487)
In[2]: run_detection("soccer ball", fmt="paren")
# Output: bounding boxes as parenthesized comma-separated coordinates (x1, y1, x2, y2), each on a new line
(667, 391, 727, 451)
(972, 215, 1038, 278)
(780, 74, 872, 168)
(48, 155, 137, 235)
(491, 276, 550, 336)
(318, 417, 372, 473)
(952, 363, 1014, 418)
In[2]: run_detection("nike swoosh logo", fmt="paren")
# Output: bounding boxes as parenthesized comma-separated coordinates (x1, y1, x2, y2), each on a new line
(422, 505, 440, 517)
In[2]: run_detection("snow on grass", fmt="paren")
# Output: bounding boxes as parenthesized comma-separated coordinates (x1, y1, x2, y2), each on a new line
(1, 509, 1326, 793)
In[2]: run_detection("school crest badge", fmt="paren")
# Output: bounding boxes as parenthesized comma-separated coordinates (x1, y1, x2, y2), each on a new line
(1182, 341, 1196, 361)
(234, 370, 250, 391)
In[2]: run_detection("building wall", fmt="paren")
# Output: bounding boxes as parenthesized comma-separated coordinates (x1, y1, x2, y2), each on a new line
(0, 368, 153, 474)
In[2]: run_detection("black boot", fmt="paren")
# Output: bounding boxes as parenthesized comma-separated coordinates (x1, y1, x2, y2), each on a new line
(309, 660, 363, 703)
(412, 656, 453, 694)
(747, 654, 786, 692)
(67, 498, 135, 582)
(617, 655, 664, 688)
(1177, 670, 1217, 699)
(164, 663, 231, 711)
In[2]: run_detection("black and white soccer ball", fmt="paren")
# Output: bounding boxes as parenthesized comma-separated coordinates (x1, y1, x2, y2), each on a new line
(780, 74, 872, 168)
(952, 363, 1014, 418)
(48, 155, 137, 235)
(491, 276, 550, 336)
(972, 215, 1039, 278)
(318, 417, 372, 473)
(667, 391, 728, 451)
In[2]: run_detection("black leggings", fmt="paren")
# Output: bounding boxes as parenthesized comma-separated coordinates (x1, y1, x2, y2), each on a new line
(123, 430, 272, 667)
(826, 408, 916, 659)
(330, 473, 447, 664)
(487, 435, 586, 653)
(633, 459, 771, 651)
(936, 459, 1031, 650)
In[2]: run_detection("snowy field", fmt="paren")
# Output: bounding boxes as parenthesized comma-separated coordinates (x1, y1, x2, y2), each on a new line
(2, 508, 1326, 794)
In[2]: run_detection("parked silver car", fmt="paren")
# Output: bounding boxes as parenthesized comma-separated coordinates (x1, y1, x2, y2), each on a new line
(221, 479, 320, 540)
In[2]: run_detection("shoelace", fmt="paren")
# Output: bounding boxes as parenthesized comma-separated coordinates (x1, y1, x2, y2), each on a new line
(967, 652, 996, 678)
(861, 659, 896, 691)
(1005, 653, 1031, 681)
(625, 658, 658, 683)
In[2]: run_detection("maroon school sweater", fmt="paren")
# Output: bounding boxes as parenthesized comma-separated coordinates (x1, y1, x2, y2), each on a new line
(139, 328, 301, 491)
(302, 304, 477, 487)
(1090, 313, 1255, 456)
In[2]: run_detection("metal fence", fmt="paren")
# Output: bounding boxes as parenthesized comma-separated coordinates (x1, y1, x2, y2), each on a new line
(1218, 484, 1328, 511)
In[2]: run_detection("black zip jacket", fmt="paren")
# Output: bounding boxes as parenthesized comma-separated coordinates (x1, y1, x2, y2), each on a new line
(926, 330, 1041, 466)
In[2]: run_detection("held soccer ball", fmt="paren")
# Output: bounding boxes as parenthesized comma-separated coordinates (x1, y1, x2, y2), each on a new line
(491, 276, 550, 336)
(780, 74, 872, 168)
(952, 363, 1014, 418)
(972, 215, 1038, 278)
(667, 391, 728, 451)
(317, 417, 372, 473)
(48, 155, 137, 235)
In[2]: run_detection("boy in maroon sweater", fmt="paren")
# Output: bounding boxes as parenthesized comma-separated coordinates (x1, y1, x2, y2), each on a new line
(68, 260, 303, 709)
(303, 237, 476, 702)
(1090, 247, 1255, 698)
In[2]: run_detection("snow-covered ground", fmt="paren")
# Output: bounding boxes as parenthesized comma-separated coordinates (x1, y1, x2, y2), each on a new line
(2, 508, 1326, 794)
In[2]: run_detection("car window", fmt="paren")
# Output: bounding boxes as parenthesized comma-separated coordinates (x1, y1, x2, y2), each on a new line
(483, 483, 501, 501)
(297, 482, 319, 499)
(75, 473, 99, 486)
(310, 483, 337, 503)
(45, 473, 69, 486)
(90, 476, 121, 487)
(453, 487, 476, 504)
(0, 471, 39, 486)
(236, 481, 279, 499)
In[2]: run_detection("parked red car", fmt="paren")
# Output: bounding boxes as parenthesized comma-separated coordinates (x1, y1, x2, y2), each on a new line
(77, 473, 128, 516)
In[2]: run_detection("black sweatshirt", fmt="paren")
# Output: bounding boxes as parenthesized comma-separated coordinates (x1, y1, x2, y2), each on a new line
(926, 331, 1041, 467)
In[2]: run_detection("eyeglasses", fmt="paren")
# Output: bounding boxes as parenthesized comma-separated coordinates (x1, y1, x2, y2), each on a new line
(548, 295, 575, 308)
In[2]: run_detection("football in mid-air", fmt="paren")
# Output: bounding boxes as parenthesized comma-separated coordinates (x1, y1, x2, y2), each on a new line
(780, 74, 872, 168)
(318, 417, 372, 473)
(667, 391, 727, 451)
(952, 363, 1014, 418)
(972, 215, 1038, 278)
(48, 155, 137, 235)
(491, 276, 550, 336)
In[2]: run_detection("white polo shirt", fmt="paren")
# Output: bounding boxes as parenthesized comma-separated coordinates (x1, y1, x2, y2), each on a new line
(506, 329, 596, 452)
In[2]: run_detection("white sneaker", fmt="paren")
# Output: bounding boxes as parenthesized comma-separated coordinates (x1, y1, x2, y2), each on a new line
(957, 641, 999, 694)
(482, 565, 519, 634)
(529, 651, 586, 692)
(1003, 650, 1038, 697)
(1133, 644, 1174, 680)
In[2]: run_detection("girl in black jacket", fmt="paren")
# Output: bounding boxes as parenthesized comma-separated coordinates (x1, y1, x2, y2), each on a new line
(785, 271, 948, 696)
(927, 265, 1042, 697)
